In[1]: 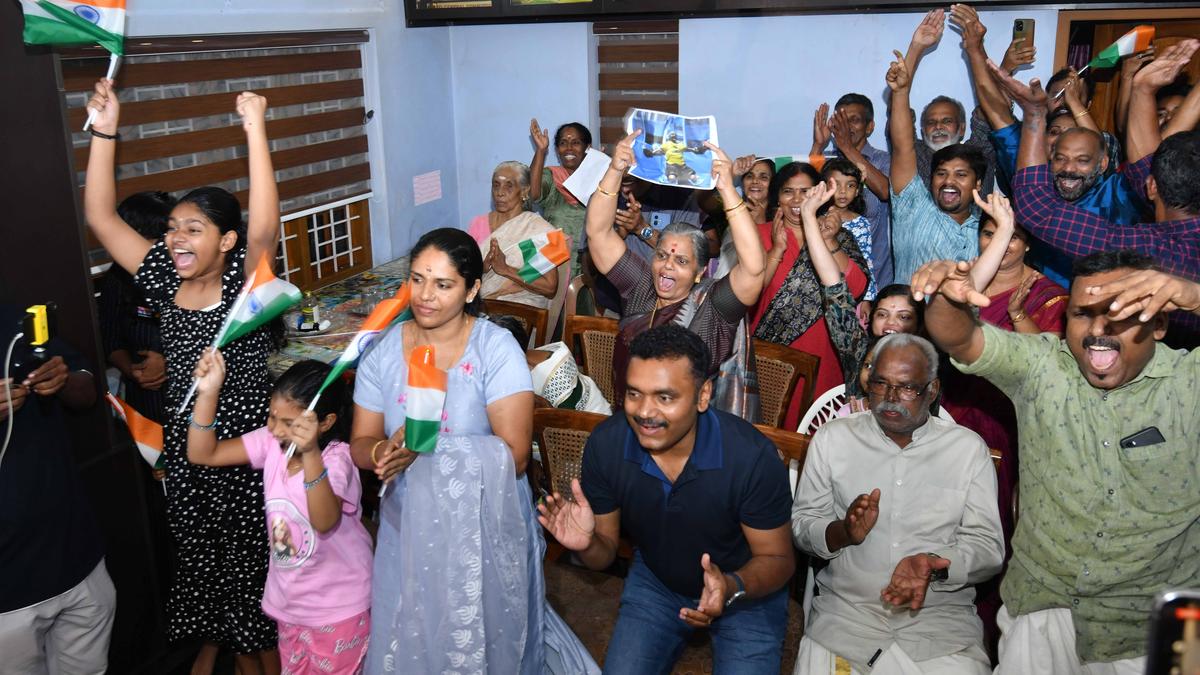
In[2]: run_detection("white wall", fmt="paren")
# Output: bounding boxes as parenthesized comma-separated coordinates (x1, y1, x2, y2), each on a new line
(448, 22, 594, 223)
(679, 9, 1059, 158)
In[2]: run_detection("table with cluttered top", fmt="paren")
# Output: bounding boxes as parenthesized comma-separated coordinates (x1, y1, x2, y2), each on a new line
(269, 256, 410, 377)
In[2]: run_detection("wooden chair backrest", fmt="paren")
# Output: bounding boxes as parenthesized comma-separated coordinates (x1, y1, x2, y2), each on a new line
(482, 298, 550, 348)
(533, 408, 608, 499)
(752, 338, 820, 429)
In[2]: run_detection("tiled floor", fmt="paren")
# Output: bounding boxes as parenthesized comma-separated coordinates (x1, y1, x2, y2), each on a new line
(544, 554, 805, 674)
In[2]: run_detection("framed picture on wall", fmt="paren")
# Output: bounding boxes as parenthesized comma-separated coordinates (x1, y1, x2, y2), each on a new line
(505, 0, 599, 19)
(407, 0, 501, 24)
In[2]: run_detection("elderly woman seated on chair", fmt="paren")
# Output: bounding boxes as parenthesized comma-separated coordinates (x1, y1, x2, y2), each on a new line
(491, 315, 611, 415)
(469, 160, 564, 310)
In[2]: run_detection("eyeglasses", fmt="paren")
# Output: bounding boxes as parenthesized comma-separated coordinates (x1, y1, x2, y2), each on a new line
(865, 378, 931, 401)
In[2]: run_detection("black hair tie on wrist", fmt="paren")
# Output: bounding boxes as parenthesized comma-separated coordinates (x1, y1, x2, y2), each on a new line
(89, 128, 119, 140)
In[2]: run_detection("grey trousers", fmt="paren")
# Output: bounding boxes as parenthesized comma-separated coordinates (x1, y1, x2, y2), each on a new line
(0, 559, 116, 675)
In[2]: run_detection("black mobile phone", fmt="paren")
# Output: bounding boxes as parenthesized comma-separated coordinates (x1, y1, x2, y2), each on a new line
(1120, 426, 1166, 449)
(1145, 590, 1200, 674)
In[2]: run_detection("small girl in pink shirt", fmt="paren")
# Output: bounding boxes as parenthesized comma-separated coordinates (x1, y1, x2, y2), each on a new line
(188, 350, 373, 674)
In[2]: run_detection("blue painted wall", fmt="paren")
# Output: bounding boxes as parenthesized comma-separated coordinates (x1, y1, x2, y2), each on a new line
(125, 4, 1075, 259)
(448, 22, 594, 225)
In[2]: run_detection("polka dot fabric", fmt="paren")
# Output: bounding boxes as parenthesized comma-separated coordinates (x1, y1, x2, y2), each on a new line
(135, 241, 276, 653)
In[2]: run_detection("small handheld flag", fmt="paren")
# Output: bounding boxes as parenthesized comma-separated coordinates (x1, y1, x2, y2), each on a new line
(515, 230, 570, 283)
(177, 253, 302, 414)
(218, 254, 304, 348)
(20, 1, 127, 130)
(1087, 25, 1155, 71)
(106, 392, 164, 469)
(405, 345, 447, 454)
(1054, 25, 1155, 101)
(283, 283, 412, 460)
(379, 344, 447, 499)
(20, 1, 125, 55)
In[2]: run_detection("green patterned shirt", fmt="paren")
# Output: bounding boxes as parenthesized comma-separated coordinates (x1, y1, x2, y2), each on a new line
(955, 323, 1200, 662)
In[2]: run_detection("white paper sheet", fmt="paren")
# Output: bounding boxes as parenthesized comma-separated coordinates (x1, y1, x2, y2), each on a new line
(562, 148, 612, 206)
(413, 170, 442, 206)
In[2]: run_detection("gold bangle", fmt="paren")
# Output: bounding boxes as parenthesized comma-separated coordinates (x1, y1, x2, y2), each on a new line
(1073, 109, 1091, 119)
(1010, 312, 1027, 323)
(724, 198, 747, 214)
(370, 439, 386, 465)
(595, 186, 617, 197)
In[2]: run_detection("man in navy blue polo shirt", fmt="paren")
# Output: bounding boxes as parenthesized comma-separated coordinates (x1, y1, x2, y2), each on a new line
(537, 324, 793, 673)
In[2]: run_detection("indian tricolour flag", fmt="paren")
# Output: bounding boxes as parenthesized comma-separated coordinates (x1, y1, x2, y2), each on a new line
(1088, 25, 1155, 70)
(106, 392, 163, 469)
(405, 345, 447, 454)
(319, 283, 412, 394)
(217, 253, 303, 348)
(516, 229, 570, 283)
(20, 0, 126, 55)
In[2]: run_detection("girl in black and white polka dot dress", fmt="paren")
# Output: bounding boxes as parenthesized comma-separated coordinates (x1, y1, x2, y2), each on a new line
(84, 79, 282, 673)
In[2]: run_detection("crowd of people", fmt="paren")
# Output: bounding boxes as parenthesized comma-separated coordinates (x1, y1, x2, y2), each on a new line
(3, 4, 1199, 674)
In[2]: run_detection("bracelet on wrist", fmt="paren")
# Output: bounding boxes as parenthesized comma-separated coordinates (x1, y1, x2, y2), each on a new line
(304, 468, 329, 491)
(1010, 312, 1027, 323)
(595, 186, 617, 197)
(1073, 109, 1091, 119)
(188, 414, 217, 431)
(723, 198, 746, 214)
(370, 439, 386, 465)
(89, 128, 119, 141)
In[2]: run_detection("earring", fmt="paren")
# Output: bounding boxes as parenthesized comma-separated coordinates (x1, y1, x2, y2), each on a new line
(694, 275, 702, 284)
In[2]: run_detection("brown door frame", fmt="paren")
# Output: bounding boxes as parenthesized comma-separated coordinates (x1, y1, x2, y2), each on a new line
(1054, 7, 1200, 70)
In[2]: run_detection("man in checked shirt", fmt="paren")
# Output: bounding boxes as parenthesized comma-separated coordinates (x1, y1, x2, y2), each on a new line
(990, 38, 1200, 347)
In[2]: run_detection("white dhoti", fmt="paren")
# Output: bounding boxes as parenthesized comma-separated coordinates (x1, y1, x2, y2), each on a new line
(794, 636, 991, 675)
(994, 606, 1146, 675)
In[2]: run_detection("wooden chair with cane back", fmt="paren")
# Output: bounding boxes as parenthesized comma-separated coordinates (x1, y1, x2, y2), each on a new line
(753, 338, 820, 429)
(562, 314, 619, 404)
(481, 298, 549, 348)
(532, 408, 629, 562)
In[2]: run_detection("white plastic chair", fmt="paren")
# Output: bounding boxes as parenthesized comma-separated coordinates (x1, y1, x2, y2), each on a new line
(796, 384, 847, 436)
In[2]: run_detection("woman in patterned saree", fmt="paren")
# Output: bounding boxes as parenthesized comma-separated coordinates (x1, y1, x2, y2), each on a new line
(584, 130, 768, 420)
(750, 162, 869, 430)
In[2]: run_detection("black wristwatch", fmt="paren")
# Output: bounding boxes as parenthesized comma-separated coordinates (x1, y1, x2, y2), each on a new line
(926, 553, 949, 582)
(724, 572, 747, 608)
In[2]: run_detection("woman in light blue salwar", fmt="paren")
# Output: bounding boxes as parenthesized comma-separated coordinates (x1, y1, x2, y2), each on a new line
(350, 228, 598, 675)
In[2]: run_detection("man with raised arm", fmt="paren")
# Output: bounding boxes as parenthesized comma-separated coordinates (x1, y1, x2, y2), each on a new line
(887, 14, 988, 285)
(913, 252, 1200, 673)
(992, 39, 1200, 346)
(792, 329, 1003, 674)
(900, 10, 997, 198)
(538, 325, 794, 673)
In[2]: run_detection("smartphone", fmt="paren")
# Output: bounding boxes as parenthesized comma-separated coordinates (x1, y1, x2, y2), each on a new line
(1146, 590, 1200, 675)
(1012, 18, 1035, 45)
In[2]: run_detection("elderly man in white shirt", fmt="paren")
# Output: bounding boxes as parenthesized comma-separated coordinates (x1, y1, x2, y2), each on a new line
(792, 333, 1004, 674)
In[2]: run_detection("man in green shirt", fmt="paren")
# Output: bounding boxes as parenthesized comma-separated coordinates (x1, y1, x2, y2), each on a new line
(912, 249, 1200, 674)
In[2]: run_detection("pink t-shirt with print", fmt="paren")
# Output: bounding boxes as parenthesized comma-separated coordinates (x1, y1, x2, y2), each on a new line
(242, 427, 373, 626)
